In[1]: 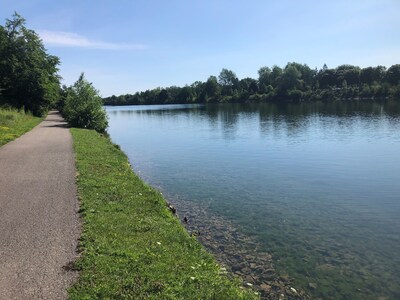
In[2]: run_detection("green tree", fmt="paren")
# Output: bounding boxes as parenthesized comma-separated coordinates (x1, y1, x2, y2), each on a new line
(203, 76, 220, 102)
(158, 89, 169, 103)
(289, 62, 315, 89)
(218, 68, 239, 96)
(177, 86, 194, 103)
(386, 64, 400, 85)
(258, 66, 271, 93)
(279, 64, 302, 93)
(63, 73, 108, 132)
(240, 77, 258, 94)
(270, 65, 283, 87)
(190, 81, 204, 100)
(317, 66, 336, 88)
(335, 65, 360, 86)
(360, 66, 386, 85)
(0, 13, 60, 116)
(0, 24, 7, 98)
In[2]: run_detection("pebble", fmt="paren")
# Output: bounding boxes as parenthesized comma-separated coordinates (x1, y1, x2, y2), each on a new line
(173, 201, 312, 299)
(260, 283, 271, 292)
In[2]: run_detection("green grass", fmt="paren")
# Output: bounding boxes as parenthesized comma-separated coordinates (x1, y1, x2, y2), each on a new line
(69, 128, 258, 300)
(0, 108, 42, 146)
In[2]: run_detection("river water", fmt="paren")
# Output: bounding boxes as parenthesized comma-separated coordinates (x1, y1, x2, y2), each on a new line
(106, 101, 400, 299)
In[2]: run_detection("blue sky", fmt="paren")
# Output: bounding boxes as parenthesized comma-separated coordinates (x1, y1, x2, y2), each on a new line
(1, 0, 399, 96)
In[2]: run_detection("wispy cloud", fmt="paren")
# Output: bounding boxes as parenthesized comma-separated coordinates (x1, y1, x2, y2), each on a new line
(38, 30, 146, 50)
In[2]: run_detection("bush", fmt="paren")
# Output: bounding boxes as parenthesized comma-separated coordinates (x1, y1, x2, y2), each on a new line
(62, 73, 108, 132)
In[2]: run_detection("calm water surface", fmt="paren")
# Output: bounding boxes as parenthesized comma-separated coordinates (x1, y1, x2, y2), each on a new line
(106, 102, 400, 299)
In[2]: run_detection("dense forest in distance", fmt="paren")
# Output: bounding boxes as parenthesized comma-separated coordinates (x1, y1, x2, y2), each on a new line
(104, 63, 400, 106)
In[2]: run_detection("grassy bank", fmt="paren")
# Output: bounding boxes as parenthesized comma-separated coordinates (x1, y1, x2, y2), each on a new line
(0, 108, 42, 146)
(69, 128, 257, 299)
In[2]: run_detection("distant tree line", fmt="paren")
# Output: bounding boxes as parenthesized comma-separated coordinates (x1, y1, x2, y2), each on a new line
(0, 13, 61, 116)
(104, 63, 400, 106)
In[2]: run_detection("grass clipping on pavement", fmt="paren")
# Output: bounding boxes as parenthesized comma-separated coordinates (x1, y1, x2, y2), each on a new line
(0, 108, 42, 146)
(69, 128, 258, 300)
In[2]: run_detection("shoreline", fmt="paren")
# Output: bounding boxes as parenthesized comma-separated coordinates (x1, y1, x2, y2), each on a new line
(99, 139, 309, 299)
(103, 96, 394, 107)
(69, 128, 258, 299)
(174, 198, 310, 299)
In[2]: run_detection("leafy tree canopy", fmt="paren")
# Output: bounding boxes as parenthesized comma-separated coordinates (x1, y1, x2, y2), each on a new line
(0, 13, 60, 116)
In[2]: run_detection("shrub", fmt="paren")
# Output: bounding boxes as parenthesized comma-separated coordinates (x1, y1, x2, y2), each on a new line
(63, 73, 108, 132)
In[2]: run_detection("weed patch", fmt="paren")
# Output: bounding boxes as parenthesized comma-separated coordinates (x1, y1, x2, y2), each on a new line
(0, 108, 42, 146)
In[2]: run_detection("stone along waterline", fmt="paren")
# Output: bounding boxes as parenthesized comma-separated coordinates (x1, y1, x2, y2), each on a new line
(106, 102, 400, 299)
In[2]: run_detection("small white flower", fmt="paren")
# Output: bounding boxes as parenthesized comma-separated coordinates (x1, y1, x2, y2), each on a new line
(190, 277, 195, 280)
(156, 242, 161, 245)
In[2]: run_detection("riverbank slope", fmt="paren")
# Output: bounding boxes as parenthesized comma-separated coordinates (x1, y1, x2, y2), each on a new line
(69, 128, 257, 299)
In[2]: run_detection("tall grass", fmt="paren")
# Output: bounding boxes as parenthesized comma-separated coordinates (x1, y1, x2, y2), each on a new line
(0, 108, 42, 146)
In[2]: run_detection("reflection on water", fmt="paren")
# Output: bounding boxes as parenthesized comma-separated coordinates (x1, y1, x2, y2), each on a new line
(106, 101, 400, 299)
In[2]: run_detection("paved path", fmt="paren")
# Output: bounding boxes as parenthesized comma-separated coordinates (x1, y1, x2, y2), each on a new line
(0, 111, 80, 299)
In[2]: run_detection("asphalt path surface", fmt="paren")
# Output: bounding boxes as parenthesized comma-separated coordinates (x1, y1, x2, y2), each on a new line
(0, 111, 80, 299)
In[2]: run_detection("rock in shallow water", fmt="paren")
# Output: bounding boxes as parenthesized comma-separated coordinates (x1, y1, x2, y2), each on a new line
(308, 282, 317, 289)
